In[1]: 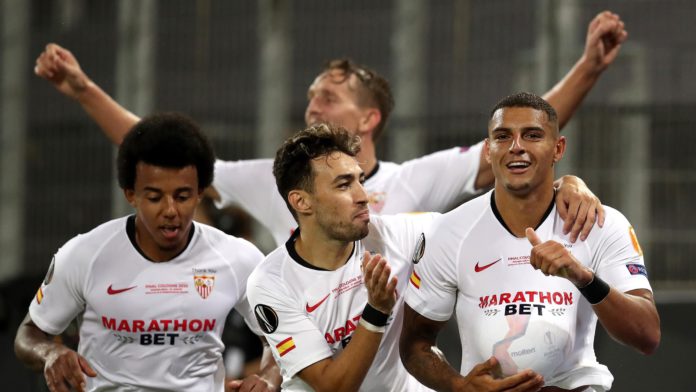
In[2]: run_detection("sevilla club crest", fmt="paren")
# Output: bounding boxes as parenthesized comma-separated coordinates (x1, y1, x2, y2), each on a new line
(194, 274, 215, 299)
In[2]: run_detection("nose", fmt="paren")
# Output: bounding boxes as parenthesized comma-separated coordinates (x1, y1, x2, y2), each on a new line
(305, 97, 321, 123)
(509, 134, 525, 154)
(162, 196, 177, 218)
(355, 182, 369, 206)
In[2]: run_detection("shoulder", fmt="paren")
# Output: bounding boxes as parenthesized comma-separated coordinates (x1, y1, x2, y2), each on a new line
(247, 247, 292, 298)
(58, 217, 127, 260)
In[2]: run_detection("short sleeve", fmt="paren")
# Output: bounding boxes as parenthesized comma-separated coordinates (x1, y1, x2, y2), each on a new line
(388, 142, 483, 213)
(404, 216, 460, 321)
(592, 208, 652, 294)
(29, 236, 89, 335)
(246, 272, 332, 378)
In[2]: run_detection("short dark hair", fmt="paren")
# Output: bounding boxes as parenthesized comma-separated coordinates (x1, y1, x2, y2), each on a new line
(117, 112, 215, 190)
(324, 59, 394, 141)
(273, 123, 361, 220)
(490, 92, 558, 126)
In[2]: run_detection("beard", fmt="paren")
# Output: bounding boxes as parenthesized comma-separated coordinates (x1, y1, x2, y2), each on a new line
(316, 209, 369, 242)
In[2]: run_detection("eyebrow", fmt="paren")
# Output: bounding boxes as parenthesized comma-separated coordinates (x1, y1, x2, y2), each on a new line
(491, 126, 545, 133)
(142, 186, 193, 193)
(332, 172, 364, 184)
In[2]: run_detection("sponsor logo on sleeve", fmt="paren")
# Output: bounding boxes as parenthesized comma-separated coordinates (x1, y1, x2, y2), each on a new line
(626, 264, 648, 277)
(276, 336, 296, 357)
(409, 270, 421, 289)
(254, 304, 279, 334)
(411, 233, 426, 264)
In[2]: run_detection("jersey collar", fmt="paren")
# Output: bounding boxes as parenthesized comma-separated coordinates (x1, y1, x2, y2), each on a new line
(126, 215, 196, 262)
(285, 228, 356, 271)
(489, 190, 555, 237)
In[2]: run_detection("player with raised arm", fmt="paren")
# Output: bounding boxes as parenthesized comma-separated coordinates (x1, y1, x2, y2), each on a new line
(14, 113, 280, 392)
(33, 11, 628, 246)
(400, 93, 660, 391)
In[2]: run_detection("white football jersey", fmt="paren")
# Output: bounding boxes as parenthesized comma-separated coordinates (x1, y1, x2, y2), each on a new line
(247, 214, 437, 391)
(29, 216, 264, 391)
(404, 190, 652, 392)
(213, 142, 482, 245)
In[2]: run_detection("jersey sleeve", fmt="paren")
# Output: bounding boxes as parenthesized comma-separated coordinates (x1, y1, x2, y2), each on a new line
(392, 142, 483, 213)
(212, 158, 296, 246)
(225, 237, 266, 336)
(29, 235, 90, 335)
(591, 208, 652, 294)
(403, 215, 460, 321)
(246, 268, 332, 378)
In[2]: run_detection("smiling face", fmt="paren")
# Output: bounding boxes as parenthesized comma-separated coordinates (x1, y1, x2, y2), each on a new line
(124, 163, 201, 261)
(484, 106, 565, 196)
(301, 151, 370, 242)
(304, 70, 377, 138)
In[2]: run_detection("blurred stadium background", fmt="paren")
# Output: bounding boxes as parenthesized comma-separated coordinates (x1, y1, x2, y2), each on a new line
(1, 0, 694, 390)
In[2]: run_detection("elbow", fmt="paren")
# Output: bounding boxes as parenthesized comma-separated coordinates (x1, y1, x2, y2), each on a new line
(637, 327, 661, 356)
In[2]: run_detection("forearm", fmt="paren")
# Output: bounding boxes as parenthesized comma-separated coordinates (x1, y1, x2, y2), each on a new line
(14, 322, 60, 372)
(543, 56, 602, 130)
(300, 326, 383, 392)
(75, 80, 141, 145)
(593, 288, 660, 355)
(401, 340, 465, 391)
(258, 342, 282, 390)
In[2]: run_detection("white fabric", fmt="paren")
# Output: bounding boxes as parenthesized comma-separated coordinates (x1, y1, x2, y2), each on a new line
(213, 142, 482, 245)
(247, 214, 437, 391)
(404, 190, 652, 391)
(29, 216, 264, 391)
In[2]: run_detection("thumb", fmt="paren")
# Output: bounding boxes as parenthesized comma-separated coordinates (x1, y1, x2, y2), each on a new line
(78, 355, 97, 377)
(525, 227, 542, 246)
(226, 379, 242, 391)
(476, 356, 499, 373)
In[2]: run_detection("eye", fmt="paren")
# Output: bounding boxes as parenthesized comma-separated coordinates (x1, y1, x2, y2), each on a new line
(493, 133, 510, 141)
(147, 196, 161, 202)
(525, 131, 543, 140)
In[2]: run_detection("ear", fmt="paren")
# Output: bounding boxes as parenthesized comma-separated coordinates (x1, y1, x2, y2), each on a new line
(553, 136, 566, 164)
(288, 189, 313, 216)
(123, 189, 137, 208)
(357, 108, 382, 137)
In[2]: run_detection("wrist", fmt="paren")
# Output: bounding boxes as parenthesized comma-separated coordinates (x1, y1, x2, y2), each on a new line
(360, 303, 389, 333)
(578, 273, 611, 304)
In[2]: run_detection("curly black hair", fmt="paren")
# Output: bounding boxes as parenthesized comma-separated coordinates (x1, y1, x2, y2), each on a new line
(117, 112, 215, 190)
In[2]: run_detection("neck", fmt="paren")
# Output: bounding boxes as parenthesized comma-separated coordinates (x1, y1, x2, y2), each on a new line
(134, 218, 188, 262)
(493, 182, 555, 237)
(294, 222, 355, 270)
(356, 138, 378, 176)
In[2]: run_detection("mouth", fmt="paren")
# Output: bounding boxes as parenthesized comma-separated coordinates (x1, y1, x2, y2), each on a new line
(159, 225, 181, 240)
(506, 160, 531, 173)
(354, 209, 370, 221)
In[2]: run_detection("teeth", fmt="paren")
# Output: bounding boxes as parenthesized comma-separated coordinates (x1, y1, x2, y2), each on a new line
(507, 162, 530, 168)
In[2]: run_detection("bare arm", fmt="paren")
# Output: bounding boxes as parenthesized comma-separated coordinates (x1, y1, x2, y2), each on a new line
(543, 11, 627, 129)
(593, 288, 660, 355)
(35, 43, 140, 145)
(226, 337, 282, 392)
(15, 313, 96, 392)
(526, 228, 661, 355)
(297, 252, 398, 392)
(399, 305, 544, 392)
